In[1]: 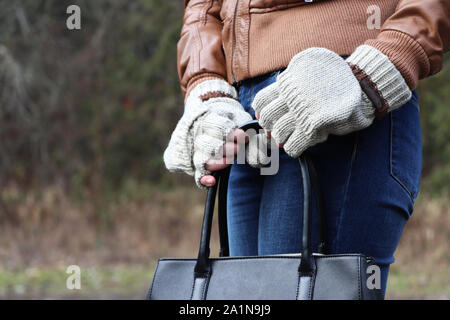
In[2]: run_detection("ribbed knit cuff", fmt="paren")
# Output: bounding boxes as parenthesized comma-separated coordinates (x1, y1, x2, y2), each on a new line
(185, 75, 231, 101)
(347, 45, 412, 113)
(364, 30, 430, 90)
(186, 79, 238, 105)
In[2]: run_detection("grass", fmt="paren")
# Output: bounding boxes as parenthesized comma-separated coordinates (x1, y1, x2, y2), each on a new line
(0, 264, 156, 299)
(387, 265, 449, 299)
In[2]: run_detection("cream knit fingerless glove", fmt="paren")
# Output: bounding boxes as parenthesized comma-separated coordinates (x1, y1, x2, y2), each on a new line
(163, 79, 252, 188)
(252, 46, 411, 158)
(245, 133, 271, 168)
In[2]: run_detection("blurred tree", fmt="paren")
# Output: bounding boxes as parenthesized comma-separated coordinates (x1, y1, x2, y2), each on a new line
(418, 54, 450, 195)
(0, 0, 184, 196)
(0, 0, 448, 200)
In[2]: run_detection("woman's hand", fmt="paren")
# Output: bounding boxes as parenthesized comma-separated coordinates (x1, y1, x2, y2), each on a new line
(200, 128, 248, 186)
(254, 112, 283, 148)
(163, 79, 252, 189)
(252, 46, 411, 158)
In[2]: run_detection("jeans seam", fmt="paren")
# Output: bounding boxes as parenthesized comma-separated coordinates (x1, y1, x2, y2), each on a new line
(389, 111, 416, 203)
(334, 133, 358, 253)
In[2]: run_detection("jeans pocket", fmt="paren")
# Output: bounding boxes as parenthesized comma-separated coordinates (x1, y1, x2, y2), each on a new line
(389, 91, 422, 202)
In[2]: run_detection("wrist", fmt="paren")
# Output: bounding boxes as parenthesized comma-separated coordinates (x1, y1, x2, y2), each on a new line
(186, 79, 238, 105)
(346, 45, 411, 119)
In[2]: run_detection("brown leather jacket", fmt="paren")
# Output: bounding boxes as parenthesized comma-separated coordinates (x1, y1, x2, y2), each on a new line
(178, 0, 450, 97)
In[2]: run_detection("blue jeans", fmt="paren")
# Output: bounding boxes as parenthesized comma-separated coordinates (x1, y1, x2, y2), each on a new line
(227, 71, 422, 297)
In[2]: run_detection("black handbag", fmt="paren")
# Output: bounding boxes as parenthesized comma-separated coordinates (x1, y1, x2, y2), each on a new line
(148, 121, 383, 300)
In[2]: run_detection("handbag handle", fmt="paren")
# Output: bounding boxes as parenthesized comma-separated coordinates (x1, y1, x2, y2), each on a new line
(194, 120, 328, 277)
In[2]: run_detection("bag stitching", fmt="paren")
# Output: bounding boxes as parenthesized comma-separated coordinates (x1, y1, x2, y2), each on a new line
(158, 254, 366, 262)
(357, 256, 362, 300)
(203, 273, 212, 299)
(189, 274, 196, 300)
(295, 274, 300, 299)
(308, 272, 315, 300)
(190, 272, 211, 300)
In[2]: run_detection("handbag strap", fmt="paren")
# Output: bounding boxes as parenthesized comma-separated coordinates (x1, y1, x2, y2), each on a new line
(217, 120, 327, 256)
(304, 155, 328, 255)
(218, 166, 231, 257)
(194, 120, 328, 277)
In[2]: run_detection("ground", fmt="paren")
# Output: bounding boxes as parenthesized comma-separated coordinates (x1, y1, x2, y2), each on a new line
(0, 185, 448, 299)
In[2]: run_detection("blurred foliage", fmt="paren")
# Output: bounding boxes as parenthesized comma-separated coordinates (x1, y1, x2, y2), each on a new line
(0, 0, 448, 199)
(0, 0, 183, 197)
(418, 56, 450, 195)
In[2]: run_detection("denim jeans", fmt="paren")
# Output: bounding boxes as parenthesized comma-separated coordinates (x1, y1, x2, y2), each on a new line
(227, 71, 422, 297)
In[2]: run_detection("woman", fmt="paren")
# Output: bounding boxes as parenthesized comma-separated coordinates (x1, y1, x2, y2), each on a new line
(163, 0, 449, 297)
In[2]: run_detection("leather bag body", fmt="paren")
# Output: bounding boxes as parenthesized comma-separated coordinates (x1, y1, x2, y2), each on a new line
(148, 121, 383, 300)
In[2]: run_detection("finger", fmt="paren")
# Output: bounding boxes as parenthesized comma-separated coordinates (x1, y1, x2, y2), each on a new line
(194, 135, 225, 159)
(252, 82, 279, 115)
(200, 175, 216, 187)
(227, 128, 249, 143)
(259, 98, 288, 130)
(271, 112, 296, 145)
(205, 158, 230, 171)
(205, 98, 252, 125)
(199, 112, 235, 141)
(283, 129, 309, 158)
(255, 112, 260, 120)
(246, 133, 271, 168)
(217, 141, 239, 158)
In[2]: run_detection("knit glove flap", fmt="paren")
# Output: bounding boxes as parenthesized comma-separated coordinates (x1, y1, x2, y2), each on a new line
(163, 79, 252, 188)
(252, 46, 411, 158)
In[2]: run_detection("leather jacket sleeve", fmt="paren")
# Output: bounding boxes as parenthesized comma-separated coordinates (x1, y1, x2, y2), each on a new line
(177, 0, 226, 97)
(365, 0, 450, 89)
(177, 0, 450, 95)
